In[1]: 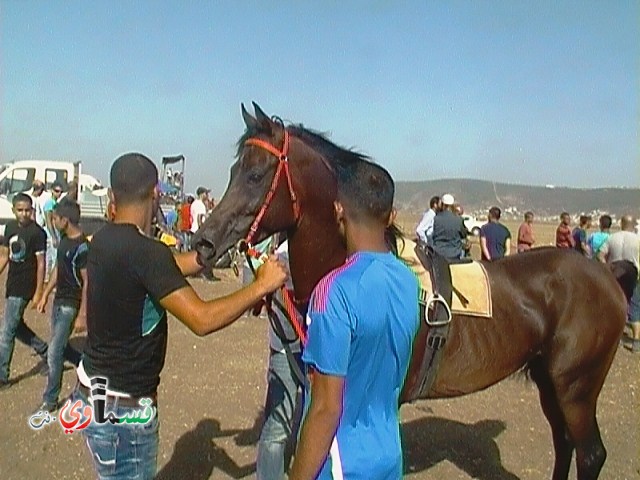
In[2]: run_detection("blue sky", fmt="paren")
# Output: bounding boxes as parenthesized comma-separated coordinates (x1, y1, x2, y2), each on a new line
(1, 1, 637, 195)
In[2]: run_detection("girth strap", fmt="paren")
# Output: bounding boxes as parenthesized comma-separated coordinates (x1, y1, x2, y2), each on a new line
(407, 243, 454, 399)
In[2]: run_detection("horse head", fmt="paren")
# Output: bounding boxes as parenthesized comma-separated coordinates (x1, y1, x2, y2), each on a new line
(193, 103, 345, 301)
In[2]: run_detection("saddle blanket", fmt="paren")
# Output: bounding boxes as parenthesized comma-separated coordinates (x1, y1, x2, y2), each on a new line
(398, 238, 493, 318)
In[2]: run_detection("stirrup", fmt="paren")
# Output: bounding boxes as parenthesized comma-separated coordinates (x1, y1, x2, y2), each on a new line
(424, 293, 452, 327)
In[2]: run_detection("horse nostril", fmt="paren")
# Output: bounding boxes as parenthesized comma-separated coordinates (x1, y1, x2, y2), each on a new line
(195, 237, 215, 253)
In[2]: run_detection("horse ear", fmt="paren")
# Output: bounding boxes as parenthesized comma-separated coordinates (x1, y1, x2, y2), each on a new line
(252, 102, 273, 135)
(241, 103, 259, 131)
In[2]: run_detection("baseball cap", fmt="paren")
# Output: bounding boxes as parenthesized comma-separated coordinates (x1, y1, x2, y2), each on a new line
(196, 186, 210, 196)
(441, 193, 455, 206)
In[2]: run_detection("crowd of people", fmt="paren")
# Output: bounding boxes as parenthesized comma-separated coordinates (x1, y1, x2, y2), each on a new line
(415, 197, 640, 353)
(0, 158, 637, 480)
(0, 154, 421, 480)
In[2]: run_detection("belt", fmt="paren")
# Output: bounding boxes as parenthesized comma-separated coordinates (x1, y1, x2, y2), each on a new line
(77, 383, 157, 408)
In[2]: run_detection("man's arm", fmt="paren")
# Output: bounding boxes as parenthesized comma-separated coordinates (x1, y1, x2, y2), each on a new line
(31, 253, 46, 307)
(73, 269, 88, 333)
(504, 237, 512, 257)
(480, 235, 491, 260)
(173, 251, 203, 277)
(0, 246, 9, 276)
(36, 265, 58, 312)
(415, 212, 430, 243)
(597, 241, 608, 263)
(160, 257, 286, 336)
(289, 372, 344, 480)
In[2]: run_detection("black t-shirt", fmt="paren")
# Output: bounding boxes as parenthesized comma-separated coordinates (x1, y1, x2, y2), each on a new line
(83, 223, 188, 397)
(55, 234, 89, 308)
(3, 220, 47, 299)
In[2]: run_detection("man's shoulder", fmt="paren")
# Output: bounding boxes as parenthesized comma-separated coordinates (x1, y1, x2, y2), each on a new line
(23, 221, 46, 237)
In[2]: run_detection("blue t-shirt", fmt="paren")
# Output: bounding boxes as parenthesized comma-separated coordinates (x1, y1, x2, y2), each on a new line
(304, 251, 420, 480)
(588, 231, 610, 258)
(572, 227, 588, 255)
(480, 222, 511, 261)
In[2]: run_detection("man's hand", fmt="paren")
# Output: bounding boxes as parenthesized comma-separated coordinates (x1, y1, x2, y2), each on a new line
(254, 255, 288, 294)
(36, 296, 48, 313)
(31, 293, 42, 310)
(73, 313, 87, 334)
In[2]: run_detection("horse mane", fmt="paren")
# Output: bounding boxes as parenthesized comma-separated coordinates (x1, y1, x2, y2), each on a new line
(236, 122, 370, 174)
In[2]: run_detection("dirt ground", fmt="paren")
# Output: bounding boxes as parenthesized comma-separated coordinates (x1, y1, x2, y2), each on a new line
(0, 265, 638, 480)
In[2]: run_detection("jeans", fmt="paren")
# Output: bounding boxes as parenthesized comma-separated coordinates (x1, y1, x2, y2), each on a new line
(0, 296, 49, 382)
(628, 278, 640, 324)
(46, 236, 58, 282)
(75, 387, 160, 480)
(42, 302, 79, 406)
(257, 349, 303, 480)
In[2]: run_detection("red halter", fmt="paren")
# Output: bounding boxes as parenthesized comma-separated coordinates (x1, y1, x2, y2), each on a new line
(243, 130, 300, 245)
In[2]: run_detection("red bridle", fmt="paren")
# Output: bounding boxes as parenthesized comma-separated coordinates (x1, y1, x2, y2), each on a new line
(241, 129, 307, 344)
(243, 129, 300, 246)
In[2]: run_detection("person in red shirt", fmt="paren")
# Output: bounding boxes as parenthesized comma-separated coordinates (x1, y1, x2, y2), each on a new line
(556, 212, 575, 249)
(178, 195, 194, 252)
(517, 211, 536, 252)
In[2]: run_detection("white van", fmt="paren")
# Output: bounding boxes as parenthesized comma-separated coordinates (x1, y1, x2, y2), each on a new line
(0, 160, 107, 236)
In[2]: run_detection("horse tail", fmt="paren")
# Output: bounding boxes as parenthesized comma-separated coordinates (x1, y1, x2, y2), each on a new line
(385, 222, 404, 257)
(609, 260, 637, 302)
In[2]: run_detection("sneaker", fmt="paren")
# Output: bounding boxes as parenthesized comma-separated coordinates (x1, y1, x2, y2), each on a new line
(631, 340, 640, 354)
(0, 379, 12, 391)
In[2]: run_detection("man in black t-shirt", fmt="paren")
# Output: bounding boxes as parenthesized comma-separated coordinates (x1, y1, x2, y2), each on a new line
(0, 193, 49, 390)
(36, 198, 86, 411)
(76, 153, 287, 479)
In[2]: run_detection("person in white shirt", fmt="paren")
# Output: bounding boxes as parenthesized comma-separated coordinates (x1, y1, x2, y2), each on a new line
(190, 187, 209, 234)
(29, 180, 49, 228)
(416, 195, 442, 245)
(598, 215, 640, 353)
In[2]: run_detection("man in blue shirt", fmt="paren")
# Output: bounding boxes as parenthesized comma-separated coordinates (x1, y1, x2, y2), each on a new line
(289, 160, 420, 480)
(479, 207, 512, 261)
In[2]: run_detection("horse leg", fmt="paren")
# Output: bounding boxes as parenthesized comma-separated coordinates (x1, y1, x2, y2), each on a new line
(559, 400, 606, 480)
(528, 357, 574, 480)
(543, 353, 610, 480)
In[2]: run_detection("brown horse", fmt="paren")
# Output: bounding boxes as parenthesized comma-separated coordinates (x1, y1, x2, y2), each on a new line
(193, 103, 628, 480)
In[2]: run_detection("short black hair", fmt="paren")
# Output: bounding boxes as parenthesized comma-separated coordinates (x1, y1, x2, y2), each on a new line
(599, 214, 612, 229)
(336, 160, 394, 224)
(51, 180, 65, 191)
(429, 196, 440, 209)
(579, 215, 592, 225)
(54, 197, 81, 225)
(489, 206, 501, 220)
(110, 153, 158, 205)
(12, 192, 32, 207)
(524, 211, 534, 219)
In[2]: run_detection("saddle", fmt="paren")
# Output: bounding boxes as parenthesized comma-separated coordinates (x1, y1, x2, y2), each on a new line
(398, 239, 485, 401)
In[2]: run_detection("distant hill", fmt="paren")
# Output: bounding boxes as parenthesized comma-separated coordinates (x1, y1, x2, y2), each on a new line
(395, 179, 639, 219)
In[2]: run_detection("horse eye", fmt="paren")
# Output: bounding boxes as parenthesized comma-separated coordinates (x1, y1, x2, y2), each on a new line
(248, 172, 263, 184)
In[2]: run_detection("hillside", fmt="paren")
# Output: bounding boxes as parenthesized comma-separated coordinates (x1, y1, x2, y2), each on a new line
(395, 179, 639, 219)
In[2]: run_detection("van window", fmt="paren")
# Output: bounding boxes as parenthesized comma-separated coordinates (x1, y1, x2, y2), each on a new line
(0, 167, 36, 195)
(45, 169, 69, 190)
